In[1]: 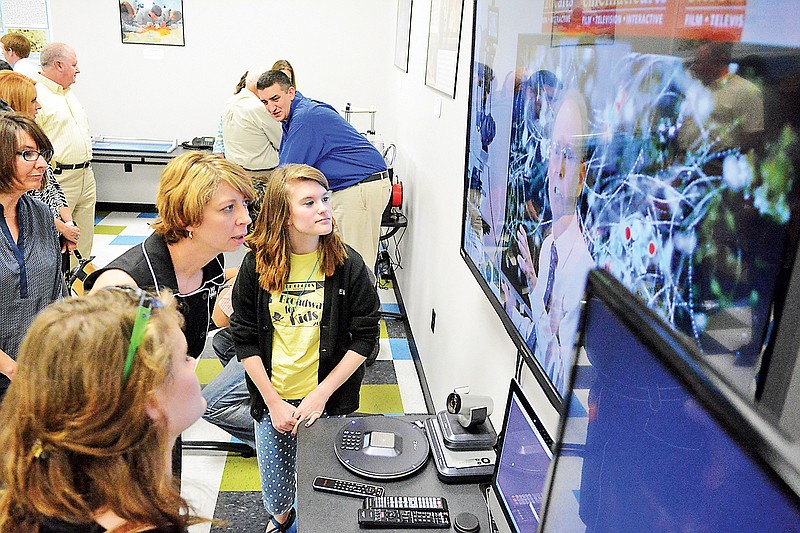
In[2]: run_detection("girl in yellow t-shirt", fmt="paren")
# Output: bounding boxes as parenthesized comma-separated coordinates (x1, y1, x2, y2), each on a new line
(230, 164, 380, 532)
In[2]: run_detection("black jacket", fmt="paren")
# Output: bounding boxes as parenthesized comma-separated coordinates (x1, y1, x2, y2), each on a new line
(84, 233, 225, 359)
(230, 246, 380, 421)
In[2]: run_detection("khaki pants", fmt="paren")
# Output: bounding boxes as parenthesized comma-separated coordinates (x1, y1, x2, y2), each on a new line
(331, 177, 392, 269)
(57, 165, 96, 261)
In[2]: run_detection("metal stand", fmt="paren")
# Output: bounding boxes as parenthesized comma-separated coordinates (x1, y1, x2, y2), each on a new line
(342, 104, 377, 134)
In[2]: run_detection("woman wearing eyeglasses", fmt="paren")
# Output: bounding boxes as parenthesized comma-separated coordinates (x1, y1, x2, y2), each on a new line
(230, 164, 380, 532)
(0, 288, 208, 532)
(0, 113, 66, 401)
(0, 71, 81, 255)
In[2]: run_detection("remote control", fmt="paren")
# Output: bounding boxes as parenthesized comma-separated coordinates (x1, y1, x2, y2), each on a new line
(312, 476, 385, 498)
(364, 495, 448, 511)
(358, 508, 451, 529)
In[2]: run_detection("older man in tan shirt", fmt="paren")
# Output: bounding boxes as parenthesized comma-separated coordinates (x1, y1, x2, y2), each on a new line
(35, 42, 95, 260)
(221, 66, 281, 175)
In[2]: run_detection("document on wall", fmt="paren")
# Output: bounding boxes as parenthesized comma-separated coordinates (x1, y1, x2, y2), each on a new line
(1, 0, 49, 29)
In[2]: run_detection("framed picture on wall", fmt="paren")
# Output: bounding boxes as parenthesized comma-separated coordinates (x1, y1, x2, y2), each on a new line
(120, 1, 185, 46)
(424, 0, 464, 98)
(394, 0, 413, 72)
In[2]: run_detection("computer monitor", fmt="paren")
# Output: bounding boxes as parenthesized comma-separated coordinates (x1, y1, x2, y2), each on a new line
(489, 379, 554, 533)
(539, 269, 800, 532)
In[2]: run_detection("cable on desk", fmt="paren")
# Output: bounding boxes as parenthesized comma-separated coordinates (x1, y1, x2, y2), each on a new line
(484, 485, 500, 533)
(385, 224, 406, 272)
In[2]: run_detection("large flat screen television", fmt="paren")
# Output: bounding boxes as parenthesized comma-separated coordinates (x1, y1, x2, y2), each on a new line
(460, 0, 800, 408)
(538, 268, 800, 531)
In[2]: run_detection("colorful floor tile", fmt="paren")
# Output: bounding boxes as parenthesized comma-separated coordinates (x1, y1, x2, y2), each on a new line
(91, 211, 426, 532)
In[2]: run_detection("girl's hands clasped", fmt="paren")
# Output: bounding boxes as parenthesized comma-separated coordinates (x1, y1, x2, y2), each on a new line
(291, 388, 329, 435)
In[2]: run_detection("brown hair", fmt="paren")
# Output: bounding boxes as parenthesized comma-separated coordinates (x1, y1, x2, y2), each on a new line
(150, 151, 255, 244)
(271, 59, 296, 88)
(0, 290, 205, 531)
(0, 113, 52, 194)
(0, 70, 36, 116)
(246, 164, 347, 292)
(0, 33, 31, 59)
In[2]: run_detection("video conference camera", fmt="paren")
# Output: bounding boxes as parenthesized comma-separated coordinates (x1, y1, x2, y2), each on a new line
(447, 386, 494, 429)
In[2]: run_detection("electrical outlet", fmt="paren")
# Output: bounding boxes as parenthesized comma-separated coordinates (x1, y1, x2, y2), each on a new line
(430, 308, 436, 334)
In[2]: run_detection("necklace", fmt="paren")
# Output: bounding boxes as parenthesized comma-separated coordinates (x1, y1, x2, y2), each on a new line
(287, 253, 321, 319)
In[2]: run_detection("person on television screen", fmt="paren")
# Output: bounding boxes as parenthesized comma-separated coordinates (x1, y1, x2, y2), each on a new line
(680, 41, 764, 155)
(518, 88, 594, 396)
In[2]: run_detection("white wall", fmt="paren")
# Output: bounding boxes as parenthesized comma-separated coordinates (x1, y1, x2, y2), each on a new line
(48, 0, 397, 142)
(47, 0, 559, 430)
(386, 0, 559, 430)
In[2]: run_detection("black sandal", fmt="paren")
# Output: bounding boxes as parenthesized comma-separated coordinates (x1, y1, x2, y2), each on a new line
(266, 507, 296, 532)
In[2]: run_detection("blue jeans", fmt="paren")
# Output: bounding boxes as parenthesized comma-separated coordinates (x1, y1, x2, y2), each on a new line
(201, 328, 256, 448)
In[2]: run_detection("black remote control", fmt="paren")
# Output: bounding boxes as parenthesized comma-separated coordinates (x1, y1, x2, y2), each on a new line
(358, 508, 451, 529)
(364, 495, 448, 511)
(312, 476, 385, 498)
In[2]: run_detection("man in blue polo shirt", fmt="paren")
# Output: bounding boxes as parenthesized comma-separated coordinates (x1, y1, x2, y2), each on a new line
(256, 70, 391, 268)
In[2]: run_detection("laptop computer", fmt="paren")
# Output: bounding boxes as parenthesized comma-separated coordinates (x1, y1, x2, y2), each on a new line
(488, 379, 554, 533)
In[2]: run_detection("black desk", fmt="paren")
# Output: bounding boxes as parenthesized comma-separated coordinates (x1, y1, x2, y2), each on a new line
(296, 415, 489, 532)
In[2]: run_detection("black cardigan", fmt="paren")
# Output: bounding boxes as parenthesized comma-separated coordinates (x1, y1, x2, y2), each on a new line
(230, 246, 380, 421)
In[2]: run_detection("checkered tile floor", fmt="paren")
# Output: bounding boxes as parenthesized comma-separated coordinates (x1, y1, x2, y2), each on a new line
(92, 211, 426, 531)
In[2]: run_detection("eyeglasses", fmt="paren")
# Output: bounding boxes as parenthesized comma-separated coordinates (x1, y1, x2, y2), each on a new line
(17, 149, 54, 162)
(104, 286, 163, 384)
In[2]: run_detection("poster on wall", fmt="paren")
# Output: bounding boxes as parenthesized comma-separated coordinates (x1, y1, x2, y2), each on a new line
(0, 0, 50, 62)
(120, 0, 184, 47)
(425, 0, 464, 98)
(461, 0, 800, 406)
(394, 0, 413, 72)
(1, 0, 48, 29)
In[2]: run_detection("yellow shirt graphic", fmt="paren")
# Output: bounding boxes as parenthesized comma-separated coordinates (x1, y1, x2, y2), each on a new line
(269, 251, 325, 398)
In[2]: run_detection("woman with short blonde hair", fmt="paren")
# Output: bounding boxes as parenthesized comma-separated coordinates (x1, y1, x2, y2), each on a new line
(150, 150, 254, 244)
(86, 150, 255, 360)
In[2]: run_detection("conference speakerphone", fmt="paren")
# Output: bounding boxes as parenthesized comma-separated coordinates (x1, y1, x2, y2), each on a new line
(335, 417, 430, 480)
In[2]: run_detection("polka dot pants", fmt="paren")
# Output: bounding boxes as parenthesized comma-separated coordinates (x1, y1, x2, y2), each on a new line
(254, 400, 301, 516)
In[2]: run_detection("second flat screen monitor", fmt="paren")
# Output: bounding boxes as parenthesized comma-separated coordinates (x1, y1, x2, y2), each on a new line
(540, 270, 800, 532)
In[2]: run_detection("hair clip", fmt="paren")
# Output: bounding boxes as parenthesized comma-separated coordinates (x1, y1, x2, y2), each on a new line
(31, 439, 49, 461)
